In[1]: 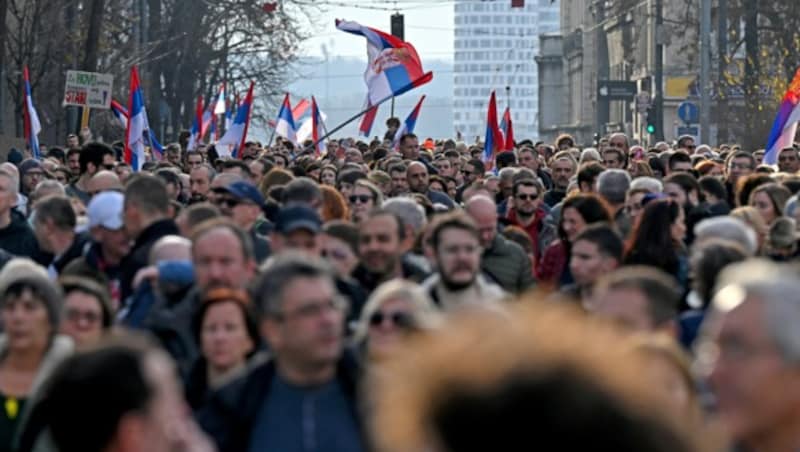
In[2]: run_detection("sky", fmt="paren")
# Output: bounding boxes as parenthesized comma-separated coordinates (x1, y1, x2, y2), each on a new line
(302, 2, 455, 62)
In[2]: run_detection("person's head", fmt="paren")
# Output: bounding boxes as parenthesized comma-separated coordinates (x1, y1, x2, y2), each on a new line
(607, 132, 630, 156)
(18, 159, 45, 195)
(184, 150, 203, 171)
(726, 151, 756, 186)
(627, 198, 686, 263)
(550, 151, 578, 189)
(433, 157, 454, 178)
(777, 146, 800, 173)
(407, 162, 430, 194)
(699, 260, 800, 447)
(517, 147, 539, 172)
(0, 259, 62, 353)
(271, 205, 323, 257)
(154, 169, 181, 201)
(558, 193, 614, 244)
(576, 162, 604, 192)
(749, 183, 791, 225)
(79, 142, 115, 177)
(689, 239, 748, 307)
(193, 288, 258, 374)
(0, 169, 17, 218)
(388, 163, 409, 196)
(283, 177, 323, 209)
(85, 191, 132, 263)
(569, 224, 623, 288)
(123, 174, 170, 239)
(596, 169, 631, 207)
(663, 172, 700, 208)
(349, 179, 383, 223)
(39, 335, 193, 452)
(318, 185, 350, 222)
(191, 218, 256, 292)
(382, 196, 427, 250)
(164, 143, 181, 166)
(589, 266, 680, 334)
(675, 135, 695, 153)
(322, 221, 360, 278)
(216, 181, 264, 231)
(601, 148, 625, 169)
(555, 133, 575, 150)
(222, 160, 253, 180)
(252, 254, 345, 383)
(189, 164, 215, 203)
(353, 279, 436, 360)
(730, 206, 769, 251)
(399, 133, 420, 160)
(428, 212, 483, 290)
(464, 195, 498, 248)
(461, 158, 485, 185)
(698, 175, 727, 204)
(175, 202, 221, 237)
(358, 209, 406, 278)
(66, 148, 81, 175)
(319, 165, 338, 186)
(668, 151, 693, 174)
(86, 170, 123, 198)
(59, 276, 113, 347)
(511, 178, 544, 217)
(32, 196, 76, 253)
(336, 168, 367, 199)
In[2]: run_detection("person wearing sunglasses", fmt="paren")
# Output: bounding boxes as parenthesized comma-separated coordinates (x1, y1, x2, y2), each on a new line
(348, 180, 383, 224)
(506, 178, 547, 266)
(351, 279, 437, 362)
(214, 180, 271, 264)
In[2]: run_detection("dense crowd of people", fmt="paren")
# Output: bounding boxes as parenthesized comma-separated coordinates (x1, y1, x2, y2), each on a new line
(0, 125, 798, 452)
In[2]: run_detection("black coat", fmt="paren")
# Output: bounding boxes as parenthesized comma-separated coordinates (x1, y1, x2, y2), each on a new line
(119, 219, 179, 303)
(0, 211, 39, 258)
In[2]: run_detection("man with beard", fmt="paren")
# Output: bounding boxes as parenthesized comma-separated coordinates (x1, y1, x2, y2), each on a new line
(189, 164, 215, 204)
(422, 212, 506, 310)
(542, 151, 577, 207)
(352, 209, 427, 293)
(505, 178, 547, 262)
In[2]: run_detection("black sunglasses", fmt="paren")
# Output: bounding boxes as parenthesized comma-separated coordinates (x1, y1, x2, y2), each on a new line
(369, 311, 415, 329)
(218, 198, 241, 208)
(349, 194, 373, 204)
(516, 193, 539, 201)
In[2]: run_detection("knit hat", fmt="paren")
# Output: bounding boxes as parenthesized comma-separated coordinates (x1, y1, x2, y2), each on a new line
(0, 258, 63, 328)
(769, 217, 799, 249)
(18, 159, 44, 180)
(6, 148, 23, 165)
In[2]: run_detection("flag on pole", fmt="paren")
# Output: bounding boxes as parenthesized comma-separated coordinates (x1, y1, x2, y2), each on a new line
(483, 91, 504, 169)
(336, 19, 433, 106)
(110, 99, 129, 129)
(124, 66, 163, 171)
(392, 95, 425, 149)
(359, 103, 379, 137)
(310, 96, 327, 157)
(765, 67, 800, 165)
(274, 93, 297, 144)
(268, 98, 310, 129)
(297, 103, 327, 144)
(500, 106, 514, 151)
(186, 95, 205, 151)
(22, 66, 41, 160)
(217, 81, 255, 158)
(213, 83, 226, 115)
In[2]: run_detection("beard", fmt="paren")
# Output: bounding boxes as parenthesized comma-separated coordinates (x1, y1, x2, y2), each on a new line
(441, 266, 477, 291)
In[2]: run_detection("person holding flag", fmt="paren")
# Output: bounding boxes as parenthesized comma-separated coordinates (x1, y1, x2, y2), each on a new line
(22, 66, 42, 160)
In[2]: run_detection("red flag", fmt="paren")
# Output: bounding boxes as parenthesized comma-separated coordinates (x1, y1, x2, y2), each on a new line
(483, 91, 504, 169)
(501, 107, 514, 151)
(238, 82, 255, 155)
(359, 103, 379, 137)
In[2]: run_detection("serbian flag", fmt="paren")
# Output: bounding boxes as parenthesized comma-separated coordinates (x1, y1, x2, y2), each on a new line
(22, 66, 41, 160)
(216, 81, 254, 158)
(765, 68, 800, 165)
(212, 83, 226, 115)
(500, 107, 514, 151)
(224, 97, 235, 131)
(268, 98, 309, 129)
(311, 96, 327, 157)
(336, 20, 433, 106)
(186, 95, 205, 151)
(274, 93, 297, 144)
(297, 102, 327, 143)
(483, 91, 504, 169)
(359, 103, 379, 137)
(124, 66, 163, 171)
(110, 99, 129, 129)
(392, 95, 425, 149)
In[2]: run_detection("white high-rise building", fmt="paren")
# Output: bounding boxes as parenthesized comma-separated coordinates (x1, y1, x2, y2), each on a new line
(454, 0, 560, 142)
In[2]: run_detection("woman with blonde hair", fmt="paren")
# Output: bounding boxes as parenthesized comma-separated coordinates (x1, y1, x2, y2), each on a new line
(730, 206, 769, 254)
(349, 179, 384, 223)
(748, 182, 791, 225)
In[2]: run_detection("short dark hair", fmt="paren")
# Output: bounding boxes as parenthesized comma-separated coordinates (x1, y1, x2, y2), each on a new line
(191, 218, 254, 263)
(428, 212, 479, 251)
(577, 162, 605, 189)
(573, 224, 623, 262)
(46, 147, 66, 164)
(698, 175, 727, 201)
(60, 276, 113, 328)
(466, 158, 486, 175)
(124, 174, 169, 216)
(223, 160, 253, 177)
(512, 178, 543, 197)
(594, 266, 680, 326)
(388, 163, 408, 175)
(283, 177, 322, 206)
(365, 208, 407, 241)
(79, 142, 114, 174)
(181, 202, 221, 233)
(250, 254, 334, 317)
(155, 169, 180, 189)
(668, 151, 692, 170)
(400, 133, 418, 146)
(34, 196, 76, 231)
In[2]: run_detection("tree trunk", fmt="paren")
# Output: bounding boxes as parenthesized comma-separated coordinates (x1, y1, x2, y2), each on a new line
(81, 0, 104, 71)
(743, 0, 759, 150)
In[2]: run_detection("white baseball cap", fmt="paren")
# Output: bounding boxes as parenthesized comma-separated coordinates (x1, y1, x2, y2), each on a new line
(87, 191, 124, 230)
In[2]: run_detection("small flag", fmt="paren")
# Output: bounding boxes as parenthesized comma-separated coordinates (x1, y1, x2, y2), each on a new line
(186, 95, 204, 151)
(483, 91, 504, 170)
(22, 66, 41, 160)
(213, 83, 226, 115)
(110, 99, 129, 129)
(124, 66, 163, 171)
(311, 96, 327, 157)
(217, 81, 255, 158)
(359, 102, 379, 137)
(765, 67, 800, 165)
(500, 106, 514, 151)
(274, 93, 297, 144)
(392, 95, 425, 149)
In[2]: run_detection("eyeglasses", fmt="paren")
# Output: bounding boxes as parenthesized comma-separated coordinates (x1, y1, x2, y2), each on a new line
(349, 194, 373, 204)
(461, 169, 474, 176)
(217, 198, 242, 208)
(24, 171, 44, 178)
(276, 297, 348, 321)
(516, 193, 539, 201)
(369, 311, 415, 329)
(730, 163, 754, 170)
(65, 308, 101, 325)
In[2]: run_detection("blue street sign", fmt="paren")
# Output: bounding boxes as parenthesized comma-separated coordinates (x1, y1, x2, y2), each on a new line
(677, 101, 699, 124)
(677, 126, 699, 138)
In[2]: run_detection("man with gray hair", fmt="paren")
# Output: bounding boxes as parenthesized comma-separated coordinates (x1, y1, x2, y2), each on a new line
(693, 216, 758, 255)
(597, 169, 632, 236)
(382, 197, 430, 272)
(699, 260, 800, 452)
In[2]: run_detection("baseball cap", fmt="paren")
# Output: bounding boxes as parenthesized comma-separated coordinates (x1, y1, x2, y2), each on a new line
(275, 205, 322, 234)
(223, 181, 265, 206)
(87, 191, 124, 230)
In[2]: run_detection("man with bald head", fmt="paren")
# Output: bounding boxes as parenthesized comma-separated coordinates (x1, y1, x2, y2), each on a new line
(0, 162, 28, 216)
(465, 195, 534, 293)
(407, 161, 455, 208)
(87, 170, 122, 198)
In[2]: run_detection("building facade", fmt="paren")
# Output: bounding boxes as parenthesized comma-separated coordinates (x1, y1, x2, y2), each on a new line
(453, 0, 560, 142)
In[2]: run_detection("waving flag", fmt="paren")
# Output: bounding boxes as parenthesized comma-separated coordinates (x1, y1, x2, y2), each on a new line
(500, 107, 514, 151)
(392, 95, 425, 149)
(765, 68, 800, 165)
(212, 83, 226, 115)
(359, 103, 379, 137)
(187, 95, 205, 151)
(22, 66, 41, 160)
(483, 91, 504, 169)
(336, 19, 433, 106)
(274, 93, 297, 144)
(124, 66, 163, 171)
(297, 102, 327, 144)
(310, 96, 327, 157)
(217, 81, 255, 158)
(110, 99, 129, 129)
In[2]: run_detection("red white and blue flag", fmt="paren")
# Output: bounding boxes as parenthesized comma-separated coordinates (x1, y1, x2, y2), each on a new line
(483, 91, 504, 169)
(500, 106, 514, 151)
(311, 96, 327, 157)
(22, 66, 41, 160)
(110, 99, 128, 129)
(392, 95, 425, 149)
(187, 95, 205, 151)
(212, 83, 226, 115)
(335, 19, 433, 106)
(273, 93, 297, 145)
(765, 68, 800, 165)
(217, 81, 255, 158)
(359, 103, 379, 137)
(124, 66, 163, 171)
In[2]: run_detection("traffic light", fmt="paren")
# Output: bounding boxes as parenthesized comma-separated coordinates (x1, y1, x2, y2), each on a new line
(645, 105, 657, 135)
(391, 13, 404, 40)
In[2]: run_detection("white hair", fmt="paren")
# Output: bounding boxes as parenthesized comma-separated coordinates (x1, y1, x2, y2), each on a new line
(629, 177, 663, 194)
(382, 197, 427, 233)
(694, 216, 758, 255)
